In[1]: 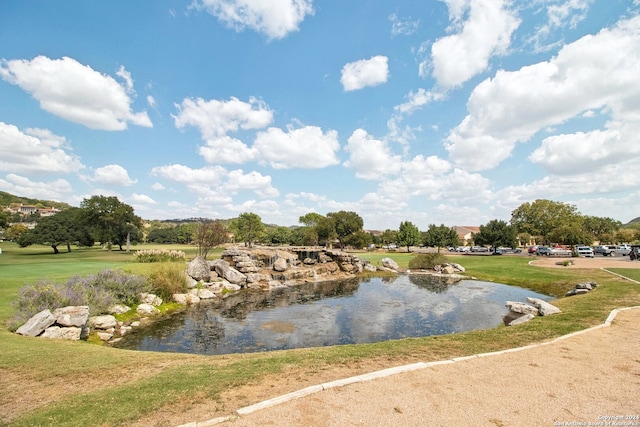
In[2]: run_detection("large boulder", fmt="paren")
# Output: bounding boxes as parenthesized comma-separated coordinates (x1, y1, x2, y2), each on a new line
(88, 315, 117, 330)
(273, 257, 288, 272)
(507, 313, 535, 326)
(527, 297, 562, 316)
(211, 259, 247, 286)
(16, 309, 56, 336)
(53, 306, 89, 327)
(186, 256, 211, 281)
(381, 257, 399, 270)
(505, 301, 539, 316)
(42, 326, 82, 340)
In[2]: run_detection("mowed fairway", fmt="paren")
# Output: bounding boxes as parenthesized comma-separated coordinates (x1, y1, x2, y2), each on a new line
(1, 243, 639, 426)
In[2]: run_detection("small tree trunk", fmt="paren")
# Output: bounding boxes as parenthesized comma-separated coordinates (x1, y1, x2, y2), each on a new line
(52, 244, 59, 254)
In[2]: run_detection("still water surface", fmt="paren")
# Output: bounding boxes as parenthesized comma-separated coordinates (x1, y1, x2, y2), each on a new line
(114, 275, 551, 355)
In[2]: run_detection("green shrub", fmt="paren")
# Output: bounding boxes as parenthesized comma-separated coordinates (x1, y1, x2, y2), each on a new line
(408, 253, 449, 270)
(134, 249, 186, 263)
(8, 269, 150, 331)
(148, 263, 189, 301)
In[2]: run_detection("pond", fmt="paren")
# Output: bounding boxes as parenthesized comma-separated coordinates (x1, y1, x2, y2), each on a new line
(113, 275, 552, 355)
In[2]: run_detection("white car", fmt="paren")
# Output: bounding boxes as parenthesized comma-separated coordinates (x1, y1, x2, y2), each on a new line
(575, 246, 594, 257)
(551, 247, 572, 256)
(615, 244, 632, 256)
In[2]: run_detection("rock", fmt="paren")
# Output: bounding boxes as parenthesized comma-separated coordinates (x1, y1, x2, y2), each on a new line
(136, 304, 159, 315)
(97, 331, 114, 341)
(53, 306, 89, 327)
(140, 293, 163, 306)
(189, 288, 215, 299)
(442, 265, 456, 275)
(88, 315, 117, 330)
(575, 282, 593, 290)
(185, 275, 198, 289)
(450, 263, 465, 272)
(505, 301, 539, 316)
(108, 304, 131, 315)
(273, 257, 288, 272)
(508, 313, 535, 326)
(223, 282, 242, 292)
(527, 297, 562, 316)
(173, 293, 188, 304)
(186, 256, 211, 281)
(566, 288, 590, 296)
(42, 326, 82, 340)
(211, 260, 247, 286)
(381, 257, 399, 270)
(16, 309, 56, 336)
(364, 263, 377, 272)
(303, 257, 316, 265)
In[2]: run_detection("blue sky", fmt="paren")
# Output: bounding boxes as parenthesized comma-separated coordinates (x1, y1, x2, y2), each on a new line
(1, 0, 639, 230)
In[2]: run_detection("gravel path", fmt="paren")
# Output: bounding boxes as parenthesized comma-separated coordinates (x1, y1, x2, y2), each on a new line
(180, 306, 640, 427)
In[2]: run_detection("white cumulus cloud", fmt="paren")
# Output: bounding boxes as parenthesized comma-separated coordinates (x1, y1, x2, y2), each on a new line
(428, 0, 520, 88)
(445, 15, 640, 172)
(89, 164, 137, 186)
(253, 125, 340, 169)
(344, 129, 401, 180)
(340, 55, 389, 91)
(174, 96, 272, 164)
(0, 56, 152, 130)
(0, 122, 84, 174)
(0, 174, 73, 200)
(191, 0, 314, 40)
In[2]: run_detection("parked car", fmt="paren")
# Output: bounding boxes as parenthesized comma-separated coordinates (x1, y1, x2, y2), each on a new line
(593, 245, 617, 256)
(455, 246, 470, 252)
(615, 244, 632, 256)
(497, 247, 523, 254)
(574, 246, 594, 257)
(527, 246, 538, 254)
(471, 246, 489, 252)
(550, 247, 572, 257)
(536, 246, 552, 256)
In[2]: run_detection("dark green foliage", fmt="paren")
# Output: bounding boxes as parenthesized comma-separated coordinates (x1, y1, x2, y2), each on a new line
(473, 219, 517, 248)
(408, 253, 448, 270)
(422, 224, 459, 251)
(326, 210, 363, 248)
(396, 221, 421, 251)
(231, 212, 266, 247)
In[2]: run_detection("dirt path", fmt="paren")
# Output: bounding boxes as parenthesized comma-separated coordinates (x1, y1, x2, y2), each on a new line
(528, 255, 640, 269)
(198, 307, 640, 427)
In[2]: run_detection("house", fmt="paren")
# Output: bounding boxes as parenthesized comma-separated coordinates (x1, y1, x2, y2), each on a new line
(452, 226, 480, 246)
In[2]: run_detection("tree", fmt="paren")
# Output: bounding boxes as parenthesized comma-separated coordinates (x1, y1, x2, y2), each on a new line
(547, 223, 592, 246)
(19, 208, 85, 253)
(422, 224, 459, 252)
(232, 212, 265, 247)
(396, 221, 421, 252)
(326, 211, 363, 249)
(267, 226, 292, 245)
(80, 196, 142, 250)
(298, 212, 326, 245)
(344, 230, 372, 249)
(5, 223, 29, 241)
(582, 215, 622, 243)
(510, 199, 580, 245)
(380, 229, 397, 247)
(473, 219, 517, 249)
(0, 210, 8, 228)
(193, 220, 228, 258)
(315, 216, 337, 247)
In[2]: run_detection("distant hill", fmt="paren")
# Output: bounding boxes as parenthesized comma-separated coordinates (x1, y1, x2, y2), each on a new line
(627, 217, 640, 226)
(0, 191, 71, 210)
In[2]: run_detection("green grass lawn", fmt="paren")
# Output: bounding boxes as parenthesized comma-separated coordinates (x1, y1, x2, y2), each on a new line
(1, 244, 639, 426)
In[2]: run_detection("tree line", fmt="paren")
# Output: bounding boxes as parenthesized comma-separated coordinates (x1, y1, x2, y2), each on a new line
(3, 195, 639, 254)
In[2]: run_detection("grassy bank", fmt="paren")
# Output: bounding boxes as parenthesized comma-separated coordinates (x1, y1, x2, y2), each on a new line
(1, 244, 639, 426)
